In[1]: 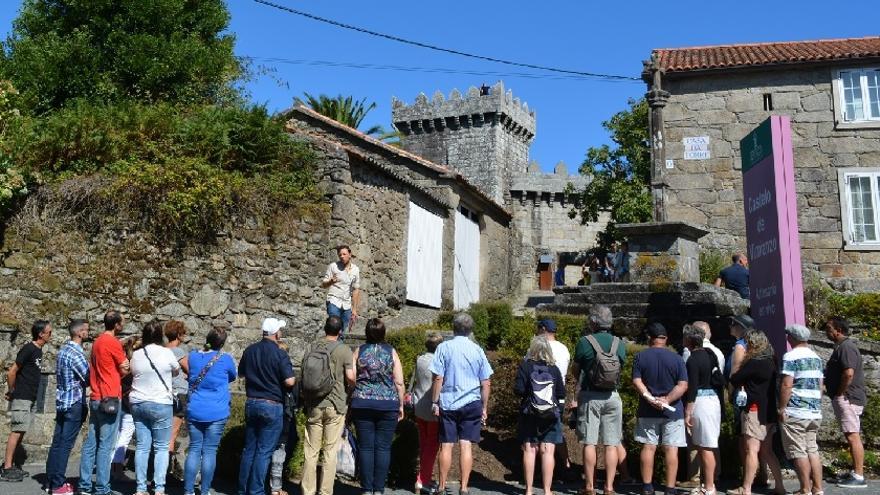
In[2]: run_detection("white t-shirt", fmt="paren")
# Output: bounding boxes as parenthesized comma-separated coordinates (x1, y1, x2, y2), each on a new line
(548, 339, 571, 384)
(130, 344, 181, 405)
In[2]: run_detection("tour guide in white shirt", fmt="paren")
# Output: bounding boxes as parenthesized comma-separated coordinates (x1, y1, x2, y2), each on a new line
(321, 245, 361, 336)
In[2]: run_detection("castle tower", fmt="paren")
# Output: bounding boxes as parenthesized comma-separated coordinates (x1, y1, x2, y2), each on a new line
(392, 81, 536, 205)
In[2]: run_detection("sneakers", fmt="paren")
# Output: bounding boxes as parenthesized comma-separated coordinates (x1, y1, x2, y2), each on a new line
(837, 474, 868, 488)
(51, 483, 76, 495)
(0, 467, 24, 482)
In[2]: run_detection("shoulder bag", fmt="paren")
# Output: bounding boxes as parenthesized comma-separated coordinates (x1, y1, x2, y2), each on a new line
(189, 351, 224, 393)
(143, 346, 179, 409)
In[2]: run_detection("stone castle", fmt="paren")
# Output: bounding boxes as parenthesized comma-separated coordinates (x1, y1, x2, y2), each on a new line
(392, 81, 607, 291)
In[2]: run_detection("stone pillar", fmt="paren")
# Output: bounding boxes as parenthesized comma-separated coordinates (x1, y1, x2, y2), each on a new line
(644, 56, 670, 222)
(617, 221, 708, 283)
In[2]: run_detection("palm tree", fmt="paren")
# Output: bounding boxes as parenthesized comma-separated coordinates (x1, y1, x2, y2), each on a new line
(297, 93, 383, 135)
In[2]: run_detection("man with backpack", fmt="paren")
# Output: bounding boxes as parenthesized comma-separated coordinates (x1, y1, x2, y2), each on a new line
(300, 316, 354, 495)
(570, 305, 626, 495)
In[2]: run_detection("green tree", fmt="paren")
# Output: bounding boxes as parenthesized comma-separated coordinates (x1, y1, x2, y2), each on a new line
(1, 0, 241, 112)
(297, 93, 383, 135)
(569, 98, 652, 246)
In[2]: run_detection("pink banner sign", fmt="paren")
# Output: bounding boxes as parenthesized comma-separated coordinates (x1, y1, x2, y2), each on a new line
(740, 116, 805, 358)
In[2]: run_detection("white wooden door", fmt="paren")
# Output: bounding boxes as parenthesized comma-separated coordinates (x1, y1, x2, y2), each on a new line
(406, 201, 443, 308)
(454, 206, 480, 310)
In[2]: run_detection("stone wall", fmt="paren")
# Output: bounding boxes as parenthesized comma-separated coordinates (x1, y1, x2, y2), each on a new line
(660, 65, 880, 291)
(510, 163, 608, 292)
(393, 81, 536, 205)
(0, 194, 334, 461)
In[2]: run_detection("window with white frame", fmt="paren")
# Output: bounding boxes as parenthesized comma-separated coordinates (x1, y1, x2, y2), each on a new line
(841, 170, 880, 246)
(837, 68, 880, 122)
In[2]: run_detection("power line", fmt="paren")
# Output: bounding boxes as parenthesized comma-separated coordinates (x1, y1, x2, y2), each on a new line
(251, 0, 641, 82)
(244, 56, 640, 83)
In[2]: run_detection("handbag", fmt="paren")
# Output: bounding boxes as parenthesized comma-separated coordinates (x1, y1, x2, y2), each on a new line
(92, 348, 121, 414)
(99, 397, 120, 415)
(143, 346, 179, 410)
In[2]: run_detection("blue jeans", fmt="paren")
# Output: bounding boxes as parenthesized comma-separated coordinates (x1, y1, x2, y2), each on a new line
(326, 302, 351, 338)
(79, 399, 122, 495)
(46, 400, 87, 490)
(131, 401, 173, 493)
(352, 408, 398, 493)
(184, 419, 227, 494)
(238, 399, 284, 495)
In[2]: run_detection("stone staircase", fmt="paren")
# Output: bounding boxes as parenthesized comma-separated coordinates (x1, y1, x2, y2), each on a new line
(538, 282, 750, 342)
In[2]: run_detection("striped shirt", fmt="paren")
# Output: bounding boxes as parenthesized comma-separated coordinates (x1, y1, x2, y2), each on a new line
(55, 340, 89, 411)
(781, 345, 823, 420)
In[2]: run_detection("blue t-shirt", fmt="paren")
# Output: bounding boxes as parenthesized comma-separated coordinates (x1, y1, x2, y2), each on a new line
(187, 350, 237, 423)
(632, 347, 688, 420)
(719, 264, 750, 299)
(238, 339, 295, 403)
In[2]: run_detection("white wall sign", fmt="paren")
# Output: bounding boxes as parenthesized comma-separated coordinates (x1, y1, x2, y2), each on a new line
(683, 136, 711, 160)
(665, 159, 674, 169)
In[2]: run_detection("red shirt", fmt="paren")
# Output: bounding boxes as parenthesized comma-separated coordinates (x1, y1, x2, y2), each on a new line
(89, 332, 126, 400)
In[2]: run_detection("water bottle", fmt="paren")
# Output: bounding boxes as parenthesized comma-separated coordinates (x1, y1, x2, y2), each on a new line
(735, 388, 747, 407)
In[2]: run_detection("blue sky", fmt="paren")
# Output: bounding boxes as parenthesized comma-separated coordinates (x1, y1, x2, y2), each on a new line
(1, 1, 877, 173)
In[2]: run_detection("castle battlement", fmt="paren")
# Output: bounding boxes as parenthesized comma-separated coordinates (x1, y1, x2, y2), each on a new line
(392, 81, 536, 143)
(510, 161, 589, 195)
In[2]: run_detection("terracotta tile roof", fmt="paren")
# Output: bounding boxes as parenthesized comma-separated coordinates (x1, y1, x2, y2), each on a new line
(655, 36, 880, 74)
(289, 105, 450, 174)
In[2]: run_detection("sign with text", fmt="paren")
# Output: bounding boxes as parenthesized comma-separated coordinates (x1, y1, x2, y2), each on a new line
(684, 136, 710, 160)
(740, 117, 805, 359)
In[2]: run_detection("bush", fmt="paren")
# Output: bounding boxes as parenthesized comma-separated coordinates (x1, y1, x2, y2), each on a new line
(217, 394, 308, 482)
(804, 275, 880, 341)
(700, 249, 727, 284)
(1, 100, 318, 243)
(387, 324, 435, 382)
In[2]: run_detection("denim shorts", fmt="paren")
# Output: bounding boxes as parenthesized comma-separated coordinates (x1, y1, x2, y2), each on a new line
(439, 400, 483, 443)
(517, 415, 562, 444)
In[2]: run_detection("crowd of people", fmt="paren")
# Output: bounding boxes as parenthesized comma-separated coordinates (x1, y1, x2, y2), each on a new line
(577, 241, 631, 285)
(0, 302, 871, 495)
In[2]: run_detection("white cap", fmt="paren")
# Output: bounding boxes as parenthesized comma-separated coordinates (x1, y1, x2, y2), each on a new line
(261, 317, 287, 335)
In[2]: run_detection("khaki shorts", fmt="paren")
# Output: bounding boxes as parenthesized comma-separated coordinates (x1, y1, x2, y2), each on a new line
(576, 390, 623, 446)
(781, 417, 821, 459)
(9, 399, 35, 432)
(742, 410, 769, 441)
(832, 396, 864, 434)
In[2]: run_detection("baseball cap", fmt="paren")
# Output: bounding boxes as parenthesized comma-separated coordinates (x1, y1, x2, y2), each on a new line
(644, 322, 667, 338)
(730, 314, 755, 330)
(539, 319, 557, 333)
(261, 317, 287, 335)
(785, 324, 811, 343)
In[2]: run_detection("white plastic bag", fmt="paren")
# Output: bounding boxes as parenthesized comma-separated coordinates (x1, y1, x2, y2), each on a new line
(336, 427, 357, 479)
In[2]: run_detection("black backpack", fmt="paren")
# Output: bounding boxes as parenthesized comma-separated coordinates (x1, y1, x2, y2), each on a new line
(526, 363, 558, 419)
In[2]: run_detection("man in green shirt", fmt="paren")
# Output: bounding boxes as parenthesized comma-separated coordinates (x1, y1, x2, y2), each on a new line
(569, 305, 627, 495)
(301, 317, 355, 495)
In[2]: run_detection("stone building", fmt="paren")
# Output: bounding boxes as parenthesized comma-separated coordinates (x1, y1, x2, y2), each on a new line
(644, 36, 880, 291)
(286, 105, 516, 311)
(393, 81, 606, 291)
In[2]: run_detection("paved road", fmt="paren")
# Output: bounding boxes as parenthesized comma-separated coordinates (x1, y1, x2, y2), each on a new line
(2, 461, 873, 495)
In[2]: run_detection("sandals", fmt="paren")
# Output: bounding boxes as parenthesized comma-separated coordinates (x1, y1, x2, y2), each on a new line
(271, 491, 289, 495)
(726, 488, 748, 495)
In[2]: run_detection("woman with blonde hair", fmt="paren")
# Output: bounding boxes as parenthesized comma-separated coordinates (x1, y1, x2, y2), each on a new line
(514, 336, 566, 495)
(728, 331, 785, 495)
